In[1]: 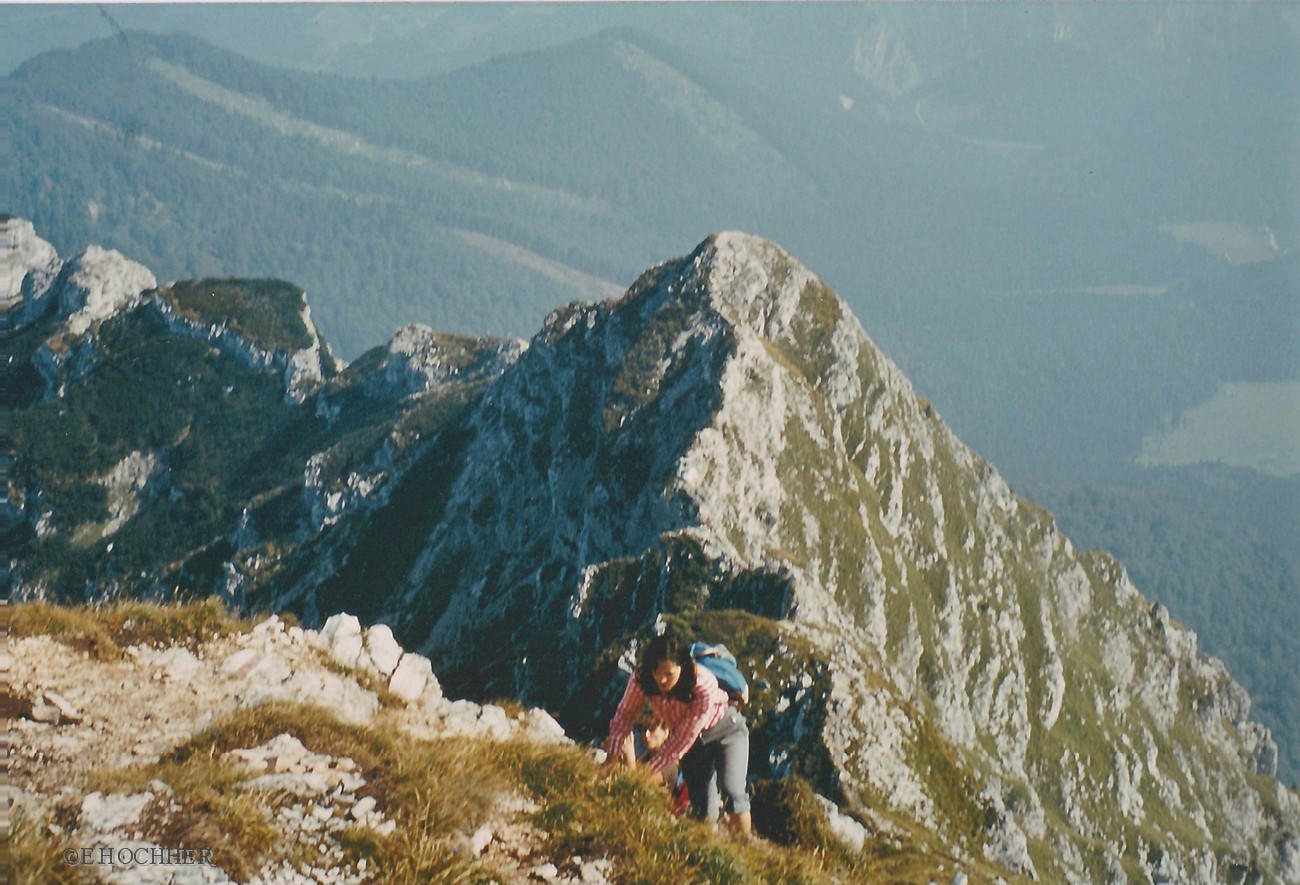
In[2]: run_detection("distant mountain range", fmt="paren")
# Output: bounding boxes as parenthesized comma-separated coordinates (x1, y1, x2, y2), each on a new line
(5, 217, 1299, 882)
(6, 15, 1297, 478)
(4, 11, 1298, 784)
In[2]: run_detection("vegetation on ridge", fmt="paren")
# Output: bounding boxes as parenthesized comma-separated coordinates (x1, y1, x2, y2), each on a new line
(11, 597, 248, 659)
(158, 278, 316, 352)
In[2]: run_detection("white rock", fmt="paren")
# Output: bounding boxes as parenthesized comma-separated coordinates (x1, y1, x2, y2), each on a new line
(263, 733, 311, 765)
(220, 648, 262, 677)
(154, 646, 203, 683)
(815, 794, 868, 852)
(321, 613, 362, 645)
(469, 824, 494, 855)
(58, 246, 157, 337)
(218, 648, 291, 685)
(328, 632, 365, 670)
(437, 699, 484, 734)
(363, 625, 404, 677)
(30, 702, 62, 724)
(524, 708, 568, 744)
(80, 791, 154, 833)
(580, 858, 613, 883)
(237, 773, 321, 797)
(40, 690, 83, 723)
(532, 862, 559, 882)
(2, 217, 60, 313)
(322, 614, 364, 668)
(238, 669, 379, 726)
(388, 653, 435, 703)
(477, 704, 515, 741)
(350, 796, 377, 819)
(253, 615, 283, 635)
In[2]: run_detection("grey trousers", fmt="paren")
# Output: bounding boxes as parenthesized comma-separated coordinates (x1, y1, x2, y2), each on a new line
(679, 707, 751, 819)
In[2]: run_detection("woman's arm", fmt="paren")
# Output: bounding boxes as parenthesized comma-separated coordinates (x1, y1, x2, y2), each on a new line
(602, 672, 646, 762)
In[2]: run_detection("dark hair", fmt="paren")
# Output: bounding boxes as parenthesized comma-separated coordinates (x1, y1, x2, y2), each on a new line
(636, 633, 697, 701)
(633, 704, 666, 731)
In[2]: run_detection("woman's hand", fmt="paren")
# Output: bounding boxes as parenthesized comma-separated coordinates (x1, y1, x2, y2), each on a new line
(597, 737, 635, 779)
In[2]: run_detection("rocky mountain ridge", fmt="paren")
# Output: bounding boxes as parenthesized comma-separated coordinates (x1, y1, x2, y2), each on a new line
(6, 218, 1298, 883)
(7, 607, 634, 885)
(7, 217, 336, 405)
(313, 231, 1297, 883)
(4, 216, 524, 609)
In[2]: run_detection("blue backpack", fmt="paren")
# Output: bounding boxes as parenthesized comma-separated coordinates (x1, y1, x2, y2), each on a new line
(690, 641, 749, 706)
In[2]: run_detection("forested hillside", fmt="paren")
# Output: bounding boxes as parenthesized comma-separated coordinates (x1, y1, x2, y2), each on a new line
(9, 24, 1294, 474)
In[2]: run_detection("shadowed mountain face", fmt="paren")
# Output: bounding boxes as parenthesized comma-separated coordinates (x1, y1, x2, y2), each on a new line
(8, 219, 1299, 882)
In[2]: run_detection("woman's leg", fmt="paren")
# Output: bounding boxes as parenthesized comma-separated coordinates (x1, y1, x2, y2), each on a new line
(679, 742, 721, 822)
(714, 718, 753, 838)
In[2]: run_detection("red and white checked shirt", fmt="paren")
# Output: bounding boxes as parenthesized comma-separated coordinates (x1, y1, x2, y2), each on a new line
(603, 663, 730, 776)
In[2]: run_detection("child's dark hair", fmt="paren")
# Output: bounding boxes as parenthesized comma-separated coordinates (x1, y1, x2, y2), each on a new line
(636, 632, 697, 700)
(633, 704, 666, 732)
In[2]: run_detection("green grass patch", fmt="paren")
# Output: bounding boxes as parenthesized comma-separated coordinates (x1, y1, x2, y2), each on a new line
(780, 278, 843, 385)
(90, 701, 505, 882)
(159, 279, 315, 352)
(501, 740, 875, 885)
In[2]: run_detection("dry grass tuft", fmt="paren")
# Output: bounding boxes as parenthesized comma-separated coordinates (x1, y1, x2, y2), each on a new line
(11, 598, 247, 659)
(9, 809, 87, 885)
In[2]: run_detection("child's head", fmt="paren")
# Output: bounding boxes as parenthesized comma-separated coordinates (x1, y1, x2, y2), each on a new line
(635, 706, 669, 750)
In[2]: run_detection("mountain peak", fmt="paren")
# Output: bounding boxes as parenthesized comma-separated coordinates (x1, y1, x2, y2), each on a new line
(677, 231, 901, 424)
(374, 323, 527, 398)
(695, 231, 825, 332)
(2, 217, 60, 311)
(10, 223, 1298, 883)
(344, 233, 1298, 882)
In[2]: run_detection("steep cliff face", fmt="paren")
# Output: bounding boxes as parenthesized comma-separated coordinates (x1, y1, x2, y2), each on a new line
(324, 232, 1298, 883)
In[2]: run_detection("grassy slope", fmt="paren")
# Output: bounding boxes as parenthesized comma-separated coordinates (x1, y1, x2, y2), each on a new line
(11, 600, 1001, 885)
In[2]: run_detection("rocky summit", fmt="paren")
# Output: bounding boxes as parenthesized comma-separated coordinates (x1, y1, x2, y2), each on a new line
(6, 219, 1299, 883)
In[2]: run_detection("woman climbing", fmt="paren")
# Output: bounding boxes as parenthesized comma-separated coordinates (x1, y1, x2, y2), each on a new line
(602, 632, 754, 838)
